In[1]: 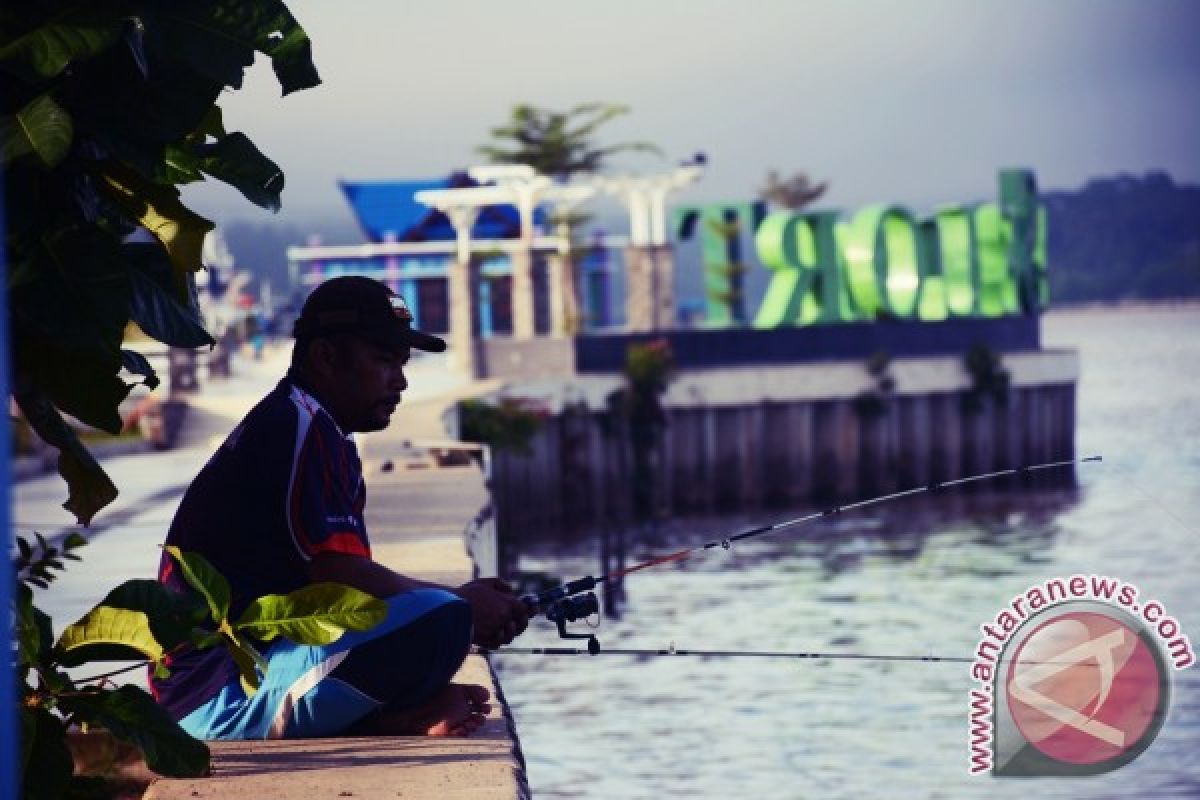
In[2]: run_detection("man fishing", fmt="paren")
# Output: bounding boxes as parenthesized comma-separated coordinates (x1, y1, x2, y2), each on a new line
(153, 275, 529, 740)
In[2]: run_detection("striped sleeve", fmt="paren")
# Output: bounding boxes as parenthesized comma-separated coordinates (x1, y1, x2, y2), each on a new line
(285, 403, 370, 561)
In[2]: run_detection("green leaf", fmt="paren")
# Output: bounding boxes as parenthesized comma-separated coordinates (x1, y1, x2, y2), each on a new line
(0, 94, 74, 168)
(0, 18, 124, 82)
(256, 3, 321, 94)
(190, 629, 223, 650)
(145, 1, 320, 96)
(98, 161, 215, 278)
(120, 349, 161, 390)
(234, 583, 387, 645)
(55, 604, 164, 667)
(14, 584, 54, 668)
(61, 685, 210, 778)
(222, 630, 266, 692)
(11, 383, 118, 525)
(37, 221, 135, 371)
(196, 132, 284, 211)
(126, 245, 216, 347)
(164, 546, 231, 623)
(20, 708, 74, 800)
(159, 143, 205, 185)
(94, 579, 209, 652)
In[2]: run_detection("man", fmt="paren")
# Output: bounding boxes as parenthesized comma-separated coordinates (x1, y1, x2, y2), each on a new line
(153, 276, 528, 740)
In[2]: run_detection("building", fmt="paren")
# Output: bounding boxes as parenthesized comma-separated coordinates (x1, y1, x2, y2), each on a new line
(286, 172, 622, 337)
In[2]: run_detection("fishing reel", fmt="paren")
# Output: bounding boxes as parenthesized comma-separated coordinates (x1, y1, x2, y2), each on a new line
(521, 576, 603, 655)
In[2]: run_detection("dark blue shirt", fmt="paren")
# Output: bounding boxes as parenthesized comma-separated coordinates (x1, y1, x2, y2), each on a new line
(151, 373, 371, 720)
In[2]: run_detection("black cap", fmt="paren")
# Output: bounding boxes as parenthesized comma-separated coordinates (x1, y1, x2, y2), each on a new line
(293, 276, 446, 353)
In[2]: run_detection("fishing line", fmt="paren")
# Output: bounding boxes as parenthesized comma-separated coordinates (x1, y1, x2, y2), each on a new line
(480, 646, 1101, 667)
(483, 646, 972, 663)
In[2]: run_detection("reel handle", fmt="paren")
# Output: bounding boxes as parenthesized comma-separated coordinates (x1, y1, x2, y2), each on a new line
(520, 575, 600, 616)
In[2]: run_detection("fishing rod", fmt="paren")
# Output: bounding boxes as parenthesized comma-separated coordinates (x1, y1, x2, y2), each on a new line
(483, 645, 972, 663)
(517, 455, 1102, 655)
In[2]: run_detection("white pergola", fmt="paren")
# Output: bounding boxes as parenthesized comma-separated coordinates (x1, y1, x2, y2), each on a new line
(592, 162, 706, 246)
(413, 161, 705, 371)
(416, 172, 596, 343)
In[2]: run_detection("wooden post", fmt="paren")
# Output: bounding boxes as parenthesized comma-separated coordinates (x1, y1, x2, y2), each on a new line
(738, 404, 766, 508)
(896, 395, 930, 490)
(700, 407, 718, 514)
(930, 393, 962, 484)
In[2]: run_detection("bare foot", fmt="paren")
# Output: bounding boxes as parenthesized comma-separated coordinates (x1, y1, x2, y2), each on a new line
(351, 683, 492, 737)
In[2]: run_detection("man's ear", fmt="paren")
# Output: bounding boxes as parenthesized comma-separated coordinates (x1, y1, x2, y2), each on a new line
(307, 337, 341, 379)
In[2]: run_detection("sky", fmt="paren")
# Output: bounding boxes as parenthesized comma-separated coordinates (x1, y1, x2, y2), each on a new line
(185, 0, 1200, 235)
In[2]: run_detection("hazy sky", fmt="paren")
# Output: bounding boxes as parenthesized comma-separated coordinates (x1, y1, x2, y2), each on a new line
(186, 0, 1200, 233)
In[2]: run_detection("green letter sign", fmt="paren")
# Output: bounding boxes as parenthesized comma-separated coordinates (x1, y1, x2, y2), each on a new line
(681, 169, 1048, 327)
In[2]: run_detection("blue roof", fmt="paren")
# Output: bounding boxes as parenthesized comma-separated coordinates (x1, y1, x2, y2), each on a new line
(338, 173, 541, 243)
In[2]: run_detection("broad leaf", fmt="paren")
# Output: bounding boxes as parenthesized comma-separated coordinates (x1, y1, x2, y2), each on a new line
(55, 604, 164, 667)
(196, 132, 284, 211)
(157, 104, 226, 182)
(164, 546, 231, 623)
(40, 222, 134, 361)
(235, 583, 387, 645)
(189, 105, 227, 144)
(147, 1, 320, 96)
(20, 708, 74, 800)
(98, 160, 214, 277)
(222, 629, 267, 692)
(0, 94, 73, 167)
(256, 2, 321, 94)
(94, 579, 209, 652)
(12, 382, 118, 524)
(159, 142, 205, 184)
(126, 246, 215, 346)
(0, 19, 124, 82)
(62, 685, 210, 778)
(190, 629, 223, 650)
(120, 348, 161, 390)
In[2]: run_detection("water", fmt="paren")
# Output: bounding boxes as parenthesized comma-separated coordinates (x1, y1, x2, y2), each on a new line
(493, 307, 1200, 799)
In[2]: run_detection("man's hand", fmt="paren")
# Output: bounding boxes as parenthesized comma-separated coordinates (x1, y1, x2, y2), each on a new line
(454, 578, 529, 648)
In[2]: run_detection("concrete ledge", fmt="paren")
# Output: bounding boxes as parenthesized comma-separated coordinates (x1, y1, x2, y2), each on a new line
(146, 656, 526, 800)
(477, 348, 1080, 410)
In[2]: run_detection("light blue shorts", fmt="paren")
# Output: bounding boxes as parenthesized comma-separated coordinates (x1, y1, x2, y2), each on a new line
(179, 588, 471, 740)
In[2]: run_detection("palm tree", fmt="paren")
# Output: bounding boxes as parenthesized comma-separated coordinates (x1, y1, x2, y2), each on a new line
(477, 102, 660, 180)
(758, 169, 828, 210)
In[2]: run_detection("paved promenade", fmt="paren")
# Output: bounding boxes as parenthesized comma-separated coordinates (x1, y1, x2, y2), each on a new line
(14, 345, 526, 799)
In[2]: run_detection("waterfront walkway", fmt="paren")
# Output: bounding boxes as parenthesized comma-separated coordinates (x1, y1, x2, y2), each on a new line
(14, 345, 525, 799)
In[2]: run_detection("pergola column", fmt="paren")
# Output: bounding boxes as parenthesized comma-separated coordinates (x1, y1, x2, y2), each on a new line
(598, 163, 705, 333)
(445, 206, 481, 378)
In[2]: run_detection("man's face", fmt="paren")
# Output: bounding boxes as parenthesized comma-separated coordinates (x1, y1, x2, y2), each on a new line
(323, 336, 410, 433)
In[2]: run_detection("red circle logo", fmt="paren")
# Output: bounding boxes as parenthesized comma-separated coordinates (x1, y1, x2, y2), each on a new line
(1006, 611, 1163, 765)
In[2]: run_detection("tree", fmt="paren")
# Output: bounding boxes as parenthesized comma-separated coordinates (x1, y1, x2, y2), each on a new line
(758, 169, 828, 211)
(1, 4, 381, 796)
(477, 102, 660, 180)
(3, 0, 319, 525)
(477, 103, 661, 333)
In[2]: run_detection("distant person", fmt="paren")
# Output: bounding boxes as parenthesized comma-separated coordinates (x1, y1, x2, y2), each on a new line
(153, 276, 528, 739)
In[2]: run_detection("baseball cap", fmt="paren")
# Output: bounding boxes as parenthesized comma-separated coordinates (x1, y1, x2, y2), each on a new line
(292, 276, 446, 353)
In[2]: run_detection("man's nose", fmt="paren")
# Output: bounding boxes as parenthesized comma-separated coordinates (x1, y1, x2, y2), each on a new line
(393, 369, 408, 393)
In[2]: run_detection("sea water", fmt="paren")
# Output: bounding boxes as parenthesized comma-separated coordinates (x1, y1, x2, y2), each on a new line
(494, 306, 1200, 799)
